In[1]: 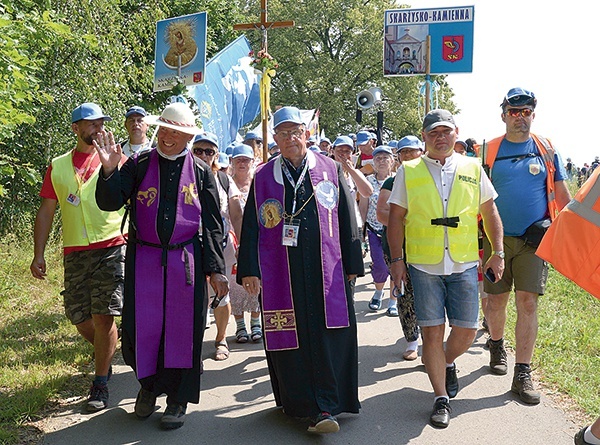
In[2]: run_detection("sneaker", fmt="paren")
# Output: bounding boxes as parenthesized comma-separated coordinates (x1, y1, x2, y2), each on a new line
(574, 426, 593, 445)
(511, 365, 540, 405)
(487, 338, 508, 375)
(160, 403, 186, 430)
(134, 388, 156, 419)
(430, 398, 451, 428)
(445, 364, 459, 399)
(86, 383, 109, 413)
(307, 412, 340, 433)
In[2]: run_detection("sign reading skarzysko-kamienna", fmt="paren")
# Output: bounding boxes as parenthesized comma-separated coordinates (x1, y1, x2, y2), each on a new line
(383, 6, 474, 77)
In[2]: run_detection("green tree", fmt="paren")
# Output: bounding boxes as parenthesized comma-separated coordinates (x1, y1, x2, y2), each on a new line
(239, 0, 456, 140)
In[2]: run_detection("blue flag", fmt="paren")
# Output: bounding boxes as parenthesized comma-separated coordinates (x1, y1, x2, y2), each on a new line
(188, 36, 260, 149)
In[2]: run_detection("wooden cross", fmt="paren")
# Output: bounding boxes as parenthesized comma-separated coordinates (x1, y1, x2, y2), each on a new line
(234, 0, 294, 161)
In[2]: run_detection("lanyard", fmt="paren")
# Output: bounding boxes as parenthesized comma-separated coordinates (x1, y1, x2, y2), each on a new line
(280, 156, 310, 215)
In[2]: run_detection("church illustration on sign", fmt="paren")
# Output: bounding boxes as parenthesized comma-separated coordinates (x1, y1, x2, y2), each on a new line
(384, 27, 426, 75)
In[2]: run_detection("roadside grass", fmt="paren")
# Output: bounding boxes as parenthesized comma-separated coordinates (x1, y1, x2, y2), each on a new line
(0, 235, 92, 444)
(0, 231, 599, 443)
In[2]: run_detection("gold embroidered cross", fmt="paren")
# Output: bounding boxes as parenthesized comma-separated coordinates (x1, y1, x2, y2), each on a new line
(181, 183, 198, 205)
(270, 311, 288, 330)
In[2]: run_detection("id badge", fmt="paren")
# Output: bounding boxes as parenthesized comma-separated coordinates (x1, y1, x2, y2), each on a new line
(282, 218, 300, 247)
(66, 193, 80, 206)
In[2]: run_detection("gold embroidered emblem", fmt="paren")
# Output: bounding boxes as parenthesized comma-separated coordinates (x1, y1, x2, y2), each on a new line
(264, 309, 296, 331)
(181, 183, 198, 205)
(136, 187, 157, 207)
(259, 199, 283, 228)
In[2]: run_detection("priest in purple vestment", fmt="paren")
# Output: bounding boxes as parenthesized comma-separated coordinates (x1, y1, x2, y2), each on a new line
(237, 106, 364, 434)
(94, 103, 228, 430)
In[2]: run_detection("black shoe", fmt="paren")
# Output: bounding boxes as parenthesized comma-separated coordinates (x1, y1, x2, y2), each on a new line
(487, 338, 508, 375)
(134, 388, 156, 419)
(307, 412, 340, 433)
(430, 398, 451, 428)
(160, 403, 186, 430)
(511, 365, 540, 405)
(574, 426, 592, 445)
(86, 383, 109, 413)
(445, 364, 459, 399)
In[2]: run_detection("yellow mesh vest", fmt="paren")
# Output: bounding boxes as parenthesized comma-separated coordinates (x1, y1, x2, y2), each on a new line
(404, 157, 480, 264)
(51, 151, 125, 247)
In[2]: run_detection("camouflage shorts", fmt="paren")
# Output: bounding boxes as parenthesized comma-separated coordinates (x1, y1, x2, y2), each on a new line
(62, 245, 125, 325)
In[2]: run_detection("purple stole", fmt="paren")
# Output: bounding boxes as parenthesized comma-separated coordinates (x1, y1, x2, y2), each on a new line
(254, 151, 349, 351)
(133, 150, 201, 379)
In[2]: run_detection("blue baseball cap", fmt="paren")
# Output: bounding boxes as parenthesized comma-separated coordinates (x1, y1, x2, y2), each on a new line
(71, 102, 112, 123)
(231, 143, 255, 159)
(216, 152, 230, 169)
(320, 137, 331, 145)
(356, 130, 376, 146)
(372, 145, 393, 157)
(333, 135, 354, 148)
(273, 106, 304, 129)
(244, 130, 263, 142)
(225, 142, 236, 156)
(502, 87, 536, 109)
(125, 106, 147, 118)
(396, 135, 423, 152)
(193, 131, 219, 147)
(388, 140, 398, 149)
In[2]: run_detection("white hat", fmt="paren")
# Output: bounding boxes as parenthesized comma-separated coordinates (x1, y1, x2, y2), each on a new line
(144, 103, 201, 135)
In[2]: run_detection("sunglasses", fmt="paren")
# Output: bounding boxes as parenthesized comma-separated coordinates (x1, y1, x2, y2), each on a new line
(504, 108, 533, 118)
(193, 147, 216, 156)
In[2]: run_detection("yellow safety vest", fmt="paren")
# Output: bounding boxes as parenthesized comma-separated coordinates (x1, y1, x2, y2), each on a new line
(404, 157, 480, 264)
(51, 151, 125, 247)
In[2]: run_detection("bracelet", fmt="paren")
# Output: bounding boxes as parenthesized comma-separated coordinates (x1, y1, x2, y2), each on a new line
(390, 257, 404, 263)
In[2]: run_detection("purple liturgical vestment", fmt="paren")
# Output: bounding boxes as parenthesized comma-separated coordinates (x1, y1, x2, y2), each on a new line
(134, 150, 200, 379)
(254, 153, 350, 351)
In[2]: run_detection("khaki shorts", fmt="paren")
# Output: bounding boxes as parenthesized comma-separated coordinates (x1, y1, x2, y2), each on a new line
(483, 236, 548, 296)
(62, 245, 125, 325)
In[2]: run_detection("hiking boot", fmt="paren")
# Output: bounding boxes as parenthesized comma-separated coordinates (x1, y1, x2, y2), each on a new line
(160, 403, 187, 430)
(487, 338, 508, 375)
(86, 383, 109, 413)
(574, 426, 593, 445)
(307, 412, 340, 433)
(445, 363, 459, 399)
(430, 398, 451, 428)
(134, 388, 156, 419)
(511, 365, 540, 404)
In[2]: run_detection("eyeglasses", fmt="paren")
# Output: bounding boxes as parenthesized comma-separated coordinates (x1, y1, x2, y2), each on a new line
(193, 147, 216, 156)
(504, 108, 533, 118)
(275, 129, 304, 139)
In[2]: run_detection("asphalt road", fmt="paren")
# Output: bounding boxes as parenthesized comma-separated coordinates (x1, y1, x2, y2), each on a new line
(39, 273, 580, 444)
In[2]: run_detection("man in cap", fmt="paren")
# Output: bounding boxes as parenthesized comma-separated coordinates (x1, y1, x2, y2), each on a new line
(237, 106, 364, 434)
(482, 88, 571, 404)
(387, 109, 504, 428)
(355, 130, 377, 175)
(121, 106, 152, 157)
(243, 130, 264, 163)
(267, 141, 280, 160)
(319, 137, 332, 156)
(95, 102, 228, 430)
(30, 102, 126, 413)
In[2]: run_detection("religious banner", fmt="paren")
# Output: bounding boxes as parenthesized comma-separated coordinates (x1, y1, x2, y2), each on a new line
(383, 6, 474, 76)
(188, 36, 260, 149)
(153, 12, 207, 92)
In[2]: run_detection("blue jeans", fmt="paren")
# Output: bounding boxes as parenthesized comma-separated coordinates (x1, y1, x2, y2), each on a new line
(409, 265, 479, 329)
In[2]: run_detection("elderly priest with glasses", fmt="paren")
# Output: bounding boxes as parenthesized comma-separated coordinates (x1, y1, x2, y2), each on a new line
(237, 106, 364, 434)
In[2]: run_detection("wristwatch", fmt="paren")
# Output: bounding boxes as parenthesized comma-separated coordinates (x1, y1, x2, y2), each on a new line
(492, 250, 505, 259)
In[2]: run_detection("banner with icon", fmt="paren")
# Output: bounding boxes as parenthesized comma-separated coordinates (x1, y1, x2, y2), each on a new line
(383, 6, 474, 76)
(153, 12, 207, 92)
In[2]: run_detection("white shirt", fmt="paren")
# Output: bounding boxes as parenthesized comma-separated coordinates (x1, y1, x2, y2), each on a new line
(388, 152, 497, 276)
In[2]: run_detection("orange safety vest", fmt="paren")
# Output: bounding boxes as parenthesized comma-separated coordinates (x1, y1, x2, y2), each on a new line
(536, 167, 600, 299)
(484, 134, 559, 221)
